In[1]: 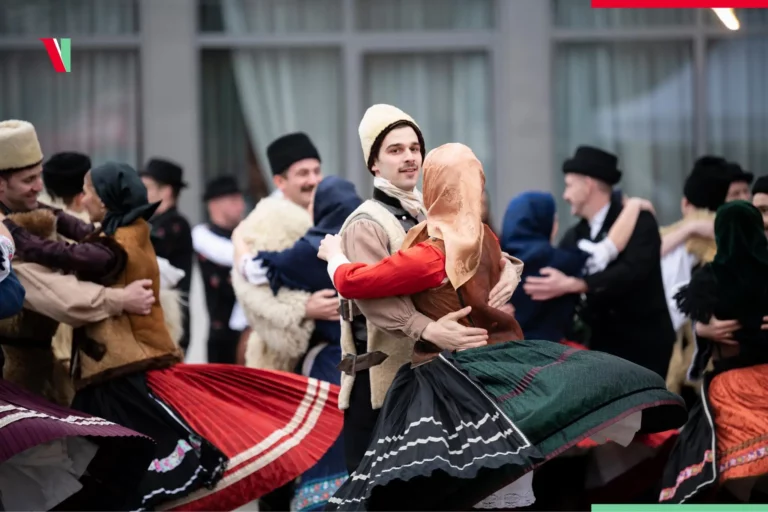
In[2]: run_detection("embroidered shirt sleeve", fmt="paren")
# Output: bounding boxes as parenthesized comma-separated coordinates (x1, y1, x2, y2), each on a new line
(331, 242, 446, 299)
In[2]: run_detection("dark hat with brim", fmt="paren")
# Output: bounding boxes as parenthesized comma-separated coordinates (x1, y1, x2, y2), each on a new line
(203, 175, 241, 201)
(562, 145, 622, 186)
(684, 157, 731, 212)
(42, 152, 91, 198)
(139, 158, 187, 188)
(753, 175, 768, 196)
(267, 132, 320, 176)
(726, 162, 754, 185)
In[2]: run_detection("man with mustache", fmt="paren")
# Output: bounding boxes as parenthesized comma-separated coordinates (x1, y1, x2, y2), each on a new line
(230, 132, 341, 511)
(336, 104, 522, 474)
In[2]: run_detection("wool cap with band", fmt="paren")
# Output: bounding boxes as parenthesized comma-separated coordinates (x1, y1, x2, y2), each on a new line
(139, 158, 187, 189)
(0, 120, 44, 174)
(358, 104, 425, 174)
(266, 132, 320, 176)
(726, 161, 754, 185)
(203, 175, 241, 201)
(562, 145, 622, 186)
(683, 156, 731, 212)
(43, 152, 91, 198)
(753, 175, 768, 196)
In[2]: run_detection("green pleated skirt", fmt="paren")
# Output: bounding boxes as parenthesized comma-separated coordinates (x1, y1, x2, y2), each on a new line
(449, 339, 687, 459)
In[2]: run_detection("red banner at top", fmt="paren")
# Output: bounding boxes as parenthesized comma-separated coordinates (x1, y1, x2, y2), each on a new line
(593, 0, 768, 6)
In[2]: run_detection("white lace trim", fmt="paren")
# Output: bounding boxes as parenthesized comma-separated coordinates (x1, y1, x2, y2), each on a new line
(474, 472, 536, 509)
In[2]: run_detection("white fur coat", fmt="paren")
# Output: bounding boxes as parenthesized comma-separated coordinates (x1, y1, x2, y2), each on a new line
(231, 196, 315, 372)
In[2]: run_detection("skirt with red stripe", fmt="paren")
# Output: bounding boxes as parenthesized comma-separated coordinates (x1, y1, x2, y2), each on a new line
(147, 363, 343, 511)
(0, 379, 154, 510)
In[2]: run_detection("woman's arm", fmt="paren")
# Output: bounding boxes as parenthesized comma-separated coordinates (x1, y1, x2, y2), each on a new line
(324, 240, 447, 299)
(607, 198, 646, 252)
(661, 219, 714, 257)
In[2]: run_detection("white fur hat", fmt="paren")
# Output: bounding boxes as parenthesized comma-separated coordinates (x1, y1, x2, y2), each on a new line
(0, 120, 44, 173)
(358, 104, 423, 170)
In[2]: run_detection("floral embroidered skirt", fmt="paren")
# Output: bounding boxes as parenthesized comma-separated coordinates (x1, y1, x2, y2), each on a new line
(72, 363, 343, 511)
(660, 363, 768, 503)
(0, 379, 154, 511)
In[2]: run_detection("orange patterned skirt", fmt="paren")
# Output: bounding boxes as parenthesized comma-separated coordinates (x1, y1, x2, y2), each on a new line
(708, 363, 768, 482)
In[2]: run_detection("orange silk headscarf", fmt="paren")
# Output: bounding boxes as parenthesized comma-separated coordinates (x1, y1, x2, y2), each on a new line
(417, 143, 486, 289)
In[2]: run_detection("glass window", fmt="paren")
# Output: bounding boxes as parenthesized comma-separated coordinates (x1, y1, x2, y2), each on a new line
(707, 37, 768, 174)
(0, 0, 138, 35)
(364, 52, 494, 192)
(356, 0, 494, 31)
(553, 42, 694, 226)
(0, 50, 140, 166)
(201, 48, 343, 187)
(553, 0, 693, 29)
(199, 0, 343, 33)
(705, 8, 768, 27)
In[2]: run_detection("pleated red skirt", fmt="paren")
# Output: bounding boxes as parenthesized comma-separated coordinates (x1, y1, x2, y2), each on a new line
(145, 363, 343, 511)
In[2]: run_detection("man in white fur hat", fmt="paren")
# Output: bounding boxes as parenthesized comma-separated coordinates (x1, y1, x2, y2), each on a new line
(336, 104, 523, 473)
(0, 119, 155, 387)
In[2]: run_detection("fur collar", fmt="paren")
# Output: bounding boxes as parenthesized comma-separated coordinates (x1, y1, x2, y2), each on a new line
(238, 196, 312, 252)
(8, 209, 57, 241)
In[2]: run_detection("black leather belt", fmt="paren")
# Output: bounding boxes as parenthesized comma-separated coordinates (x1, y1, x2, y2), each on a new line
(337, 351, 388, 376)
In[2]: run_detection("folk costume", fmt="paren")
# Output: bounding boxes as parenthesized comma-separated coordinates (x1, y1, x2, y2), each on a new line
(558, 146, 676, 378)
(49, 162, 343, 511)
(140, 158, 194, 352)
(325, 144, 687, 511)
(660, 201, 768, 503)
(0, 121, 155, 511)
(660, 157, 730, 399)
(247, 176, 361, 511)
(193, 175, 245, 364)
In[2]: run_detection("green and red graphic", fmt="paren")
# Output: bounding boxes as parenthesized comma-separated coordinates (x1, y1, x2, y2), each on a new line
(40, 38, 71, 73)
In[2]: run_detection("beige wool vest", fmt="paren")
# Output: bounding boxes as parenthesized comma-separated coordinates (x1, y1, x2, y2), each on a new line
(337, 200, 415, 410)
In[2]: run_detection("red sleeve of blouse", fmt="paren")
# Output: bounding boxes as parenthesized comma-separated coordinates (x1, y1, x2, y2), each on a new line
(333, 242, 447, 299)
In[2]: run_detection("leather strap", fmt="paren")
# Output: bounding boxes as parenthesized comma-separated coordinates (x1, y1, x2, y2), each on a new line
(337, 351, 389, 376)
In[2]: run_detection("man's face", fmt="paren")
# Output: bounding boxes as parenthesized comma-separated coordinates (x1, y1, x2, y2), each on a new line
(209, 193, 245, 230)
(753, 193, 768, 237)
(274, 158, 322, 209)
(727, 181, 752, 202)
(562, 173, 591, 217)
(0, 165, 44, 212)
(371, 126, 422, 192)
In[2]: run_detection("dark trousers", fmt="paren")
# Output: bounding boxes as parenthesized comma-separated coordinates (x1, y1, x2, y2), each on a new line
(206, 330, 240, 364)
(343, 368, 381, 474)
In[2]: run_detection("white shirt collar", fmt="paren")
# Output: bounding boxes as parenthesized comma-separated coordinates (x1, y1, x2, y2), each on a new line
(589, 202, 611, 240)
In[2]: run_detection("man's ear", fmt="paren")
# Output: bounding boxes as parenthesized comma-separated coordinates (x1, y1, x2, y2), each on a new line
(272, 174, 285, 190)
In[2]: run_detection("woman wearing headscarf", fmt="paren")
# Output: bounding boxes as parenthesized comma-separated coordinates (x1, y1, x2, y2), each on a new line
(318, 143, 687, 511)
(660, 201, 768, 503)
(30, 162, 343, 511)
(244, 176, 361, 511)
(501, 191, 650, 342)
(0, 223, 154, 511)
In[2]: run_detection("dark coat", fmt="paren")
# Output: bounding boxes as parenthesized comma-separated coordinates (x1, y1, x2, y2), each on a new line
(559, 196, 676, 377)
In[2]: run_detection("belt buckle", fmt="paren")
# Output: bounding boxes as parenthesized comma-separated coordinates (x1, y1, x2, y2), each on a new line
(338, 298, 355, 322)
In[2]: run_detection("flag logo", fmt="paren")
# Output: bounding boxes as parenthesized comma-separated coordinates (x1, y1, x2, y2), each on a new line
(40, 38, 71, 73)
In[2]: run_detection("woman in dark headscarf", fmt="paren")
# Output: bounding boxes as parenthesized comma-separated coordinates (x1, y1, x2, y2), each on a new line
(501, 191, 650, 342)
(253, 175, 361, 511)
(29, 162, 343, 511)
(661, 201, 768, 503)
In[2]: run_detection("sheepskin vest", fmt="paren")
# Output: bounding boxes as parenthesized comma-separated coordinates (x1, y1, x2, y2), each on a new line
(660, 209, 717, 395)
(338, 200, 411, 410)
(0, 209, 71, 406)
(231, 196, 315, 372)
(73, 219, 182, 389)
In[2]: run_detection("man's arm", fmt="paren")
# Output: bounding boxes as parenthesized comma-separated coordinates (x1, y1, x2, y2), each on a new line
(14, 262, 124, 327)
(582, 211, 661, 298)
(342, 219, 432, 340)
(4, 219, 117, 275)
